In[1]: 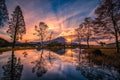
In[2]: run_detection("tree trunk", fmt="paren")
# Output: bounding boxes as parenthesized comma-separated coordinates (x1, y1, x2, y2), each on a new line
(78, 36, 82, 54)
(11, 14, 18, 80)
(41, 40, 43, 48)
(11, 31, 16, 80)
(41, 35, 44, 48)
(115, 33, 119, 53)
(87, 37, 90, 48)
(111, 15, 119, 53)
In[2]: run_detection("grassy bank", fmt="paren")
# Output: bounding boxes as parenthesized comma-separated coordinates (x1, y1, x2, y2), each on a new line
(0, 45, 120, 71)
(0, 46, 35, 52)
(0, 45, 119, 52)
(84, 48, 120, 73)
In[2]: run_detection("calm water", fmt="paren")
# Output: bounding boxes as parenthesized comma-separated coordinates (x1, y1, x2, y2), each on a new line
(0, 48, 120, 80)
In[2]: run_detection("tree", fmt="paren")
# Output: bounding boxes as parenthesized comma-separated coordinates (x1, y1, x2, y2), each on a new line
(7, 5, 26, 50)
(47, 31, 54, 46)
(48, 31, 54, 41)
(77, 17, 93, 48)
(34, 22, 48, 47)
(32, 50, 47, 77)
(82, 17, 93, 48)
(0, 0, 9, 27)
(75, 24, 85, 49)
(99, 41, 106, 46)
(94, 0, 120, 53)
(7, 5, 26, 80)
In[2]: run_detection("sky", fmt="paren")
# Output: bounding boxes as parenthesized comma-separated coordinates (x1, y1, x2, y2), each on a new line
(0, 0, 100, 43)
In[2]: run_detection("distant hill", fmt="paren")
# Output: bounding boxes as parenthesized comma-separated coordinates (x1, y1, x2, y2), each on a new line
(43, 37, 65, 45)
(107, 42, 120, 46)
(27, 37, 66, 46)
(107, 43, 115, 46)
(0, 38, 10, 47)
(0, 38, 9, 43)
(52, 37, 66, 44)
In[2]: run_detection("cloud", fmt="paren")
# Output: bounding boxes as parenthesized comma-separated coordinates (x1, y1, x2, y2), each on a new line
(0, 0, 98, 42)
(87, 5, 98, 18)
(0, 26, 10, 41)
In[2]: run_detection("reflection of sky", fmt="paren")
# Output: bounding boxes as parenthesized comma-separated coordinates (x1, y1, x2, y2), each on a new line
(0, 0, 98, 42)
(0, 49, 87, 80)
(0, 49, 119, 80)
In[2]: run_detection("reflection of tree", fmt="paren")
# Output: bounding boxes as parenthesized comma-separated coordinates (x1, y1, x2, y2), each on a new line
(6, 5, 26, 80)
(32, 50, 47, 77)
(47, 50, 57, 65)
(76, 49, 89, 71)
(48, 50, 52, 65)
(22, 51, 28, 58)
(0, 51, 3, 55)
(76, 49, 120, 80)
(1, 55, 23, 80)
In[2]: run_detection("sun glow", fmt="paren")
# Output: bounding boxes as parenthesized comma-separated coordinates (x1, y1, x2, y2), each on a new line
(66, 38, 72, 42)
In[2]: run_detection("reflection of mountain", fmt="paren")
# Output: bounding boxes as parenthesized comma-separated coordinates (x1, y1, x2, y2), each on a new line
(49, 48, 66, 55)
(1, 55, 23, 80)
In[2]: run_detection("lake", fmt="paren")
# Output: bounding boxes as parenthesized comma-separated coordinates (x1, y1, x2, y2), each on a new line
(0, 48, 119, 80)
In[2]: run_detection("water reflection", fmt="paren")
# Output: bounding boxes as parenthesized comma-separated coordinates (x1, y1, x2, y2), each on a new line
(22, 51, 28, 58)
(31, 50, 47, 77)
(0, 48, 119, 80)
(0, 51, 3, 55)
(76, 49, 120, 80)
(48, 50, 53, 65)
(1, 54, 23, 80)
(48, 48, 66, 55)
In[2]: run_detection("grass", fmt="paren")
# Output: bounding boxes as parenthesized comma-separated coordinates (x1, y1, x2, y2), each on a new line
(0, 46, 35, 52)
(84, 48, 120, 73)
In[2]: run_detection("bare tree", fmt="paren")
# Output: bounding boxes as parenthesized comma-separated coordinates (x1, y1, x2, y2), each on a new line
(0, 0, 9, 27)
(48, 31, 54, 42)
(7, 5, 26, 80)
(75, 24, 85, 49)
(82, 17, 93, 48)
(94, 0, 120, 53)
(34, 22, 48, 47)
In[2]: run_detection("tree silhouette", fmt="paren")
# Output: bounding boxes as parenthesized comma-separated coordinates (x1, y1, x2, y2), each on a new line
(94, 0, 120, 53)
(75, 24, 85, 49)
(83, 17, 93, 48)
(34, 22, 48, 47)
(1, 56, 23, 80)
(0, 0, 9, 27)
(99, 41, 106, 46)
(7, 5, 26, 80)
(32, 50, 47, 77)
(76, 17, 93, 48)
